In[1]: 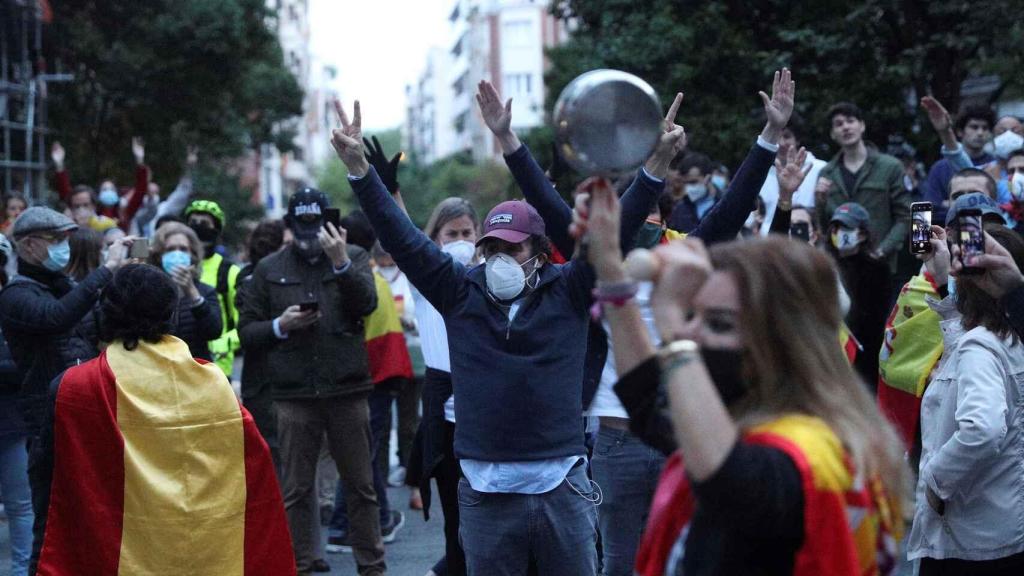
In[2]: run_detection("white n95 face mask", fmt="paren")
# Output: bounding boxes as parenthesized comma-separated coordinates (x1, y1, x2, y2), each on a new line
(442, 240, 476, 266)
(485, 253, 539, 301)
(993, 130, 1024, 160)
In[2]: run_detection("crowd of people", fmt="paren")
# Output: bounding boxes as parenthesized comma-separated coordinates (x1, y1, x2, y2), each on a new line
(1, 63, 1024, 576)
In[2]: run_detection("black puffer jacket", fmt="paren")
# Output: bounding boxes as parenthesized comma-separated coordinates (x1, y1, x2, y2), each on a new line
(0, 260, 112, 434)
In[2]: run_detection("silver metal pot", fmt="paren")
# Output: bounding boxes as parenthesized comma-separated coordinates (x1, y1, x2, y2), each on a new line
(552, 69, 662, 176)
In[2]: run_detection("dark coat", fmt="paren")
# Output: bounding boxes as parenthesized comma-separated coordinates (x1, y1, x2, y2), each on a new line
(172, 280, 222, 361)
(237, 244, 378, 400)
(0, 261, 112, 434)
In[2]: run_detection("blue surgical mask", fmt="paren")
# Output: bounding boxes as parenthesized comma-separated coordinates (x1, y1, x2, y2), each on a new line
(685, 183, 708, 203)
(161, 250, 192, 274)
(98, 187, 119, 207)
(43, 239, 71, 272)
(711, 175, 728, 192)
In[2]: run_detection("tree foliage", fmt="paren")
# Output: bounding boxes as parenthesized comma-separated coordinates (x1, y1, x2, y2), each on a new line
(43, 0, 303, 207)
(546, 0, 1024, 167)
(318, 129, 514, 228)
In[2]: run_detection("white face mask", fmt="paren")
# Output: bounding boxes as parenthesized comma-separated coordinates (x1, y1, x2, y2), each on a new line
(685, 183, 708, 202)
(831, 226, 862, 257)
(993, 130, 1024, 160)
(1010, 172, 1024, 201)
(442, 240, 476, 266)
(485, 253, 539, 301)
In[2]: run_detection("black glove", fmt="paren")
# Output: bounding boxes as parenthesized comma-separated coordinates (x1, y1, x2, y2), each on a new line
(363, 135, 401, 194)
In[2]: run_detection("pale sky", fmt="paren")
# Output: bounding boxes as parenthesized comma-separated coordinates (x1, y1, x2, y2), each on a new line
(309, 0, 453, 131)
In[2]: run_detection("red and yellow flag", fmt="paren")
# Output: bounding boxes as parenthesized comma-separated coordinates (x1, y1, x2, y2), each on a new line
(364, 272, 413, 385)
(878, 273, 944, 447)
(635, 415, 900, 576)
(36, 337, 294, 576)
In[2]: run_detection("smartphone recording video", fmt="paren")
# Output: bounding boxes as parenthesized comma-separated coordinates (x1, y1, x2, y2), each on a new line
(910, 202, 932, 255)
(957, 209, 984, 275)
(129, 238, 150, 260)
(789, 222, 810, 243)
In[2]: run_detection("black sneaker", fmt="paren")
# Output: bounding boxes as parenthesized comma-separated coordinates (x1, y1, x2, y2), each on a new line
(312, 558, 331, 572)
(325, 533, 352, 554)
(381, 510, 405, 544)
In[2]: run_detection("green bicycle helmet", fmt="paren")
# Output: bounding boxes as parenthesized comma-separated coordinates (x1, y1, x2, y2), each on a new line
(184, 200, 226, 229)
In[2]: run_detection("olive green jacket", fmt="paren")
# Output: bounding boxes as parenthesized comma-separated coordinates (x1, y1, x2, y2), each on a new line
(816, 149, 910, 272)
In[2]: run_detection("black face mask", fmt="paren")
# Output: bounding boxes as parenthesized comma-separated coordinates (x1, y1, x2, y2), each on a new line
(189, 223, 219, 245)
(700, 347, 748, 407)
(292, 236, 323, 262)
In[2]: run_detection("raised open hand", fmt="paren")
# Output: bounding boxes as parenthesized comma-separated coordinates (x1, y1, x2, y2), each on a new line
(759, 68, 795, 139)
(132, 137, 145, 165)
(186, 145, 199, 167)
(921, 96, 952, 133)
(51, 141, 65, 169)
(476, 80, 512, 136)
(775, 146, 810, 200)
(331, 99, 370, 177)
(363, 135, 401, 194)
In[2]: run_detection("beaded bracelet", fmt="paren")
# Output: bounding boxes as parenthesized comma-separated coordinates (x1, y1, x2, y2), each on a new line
(589, 280, 640, 321)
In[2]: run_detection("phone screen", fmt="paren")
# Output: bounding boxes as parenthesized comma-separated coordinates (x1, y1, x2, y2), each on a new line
(957, 212, 984, 274)
(129, 238, 150, 260)
(911, 203, 932, 254)
(789, 222, 810, 242)
(299, 300, 319, 312)
(324, 208, 341, 229)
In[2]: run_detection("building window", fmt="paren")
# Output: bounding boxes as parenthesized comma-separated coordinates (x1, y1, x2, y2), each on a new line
(503, 19, 532, 47)
(504, 73, 533, 96)
(453, 72, 468, 97)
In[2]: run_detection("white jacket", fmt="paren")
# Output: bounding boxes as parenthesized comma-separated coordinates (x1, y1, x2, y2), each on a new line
(907, 301, 1024, 561)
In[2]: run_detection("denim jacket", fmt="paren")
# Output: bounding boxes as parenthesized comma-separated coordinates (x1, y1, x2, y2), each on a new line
(908, 298, 1024, 561)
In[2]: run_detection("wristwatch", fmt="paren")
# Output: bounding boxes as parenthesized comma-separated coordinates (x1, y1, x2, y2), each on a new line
(659, 339, 699, 359)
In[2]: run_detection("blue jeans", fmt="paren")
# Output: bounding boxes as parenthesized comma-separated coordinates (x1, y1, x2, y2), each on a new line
(458, 463, 598, 576)
(0, 434, 34, 576)
(330, 384, 393, 534)
(590, 427, 666, 576)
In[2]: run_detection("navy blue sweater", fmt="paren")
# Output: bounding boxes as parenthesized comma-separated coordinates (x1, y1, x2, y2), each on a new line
(505, 142, 777, 408)
(350, 167, 594, 462)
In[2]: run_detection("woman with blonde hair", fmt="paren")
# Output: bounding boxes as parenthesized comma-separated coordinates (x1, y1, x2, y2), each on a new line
(147, 221, 222, 360)
(578, 181, 907, 575)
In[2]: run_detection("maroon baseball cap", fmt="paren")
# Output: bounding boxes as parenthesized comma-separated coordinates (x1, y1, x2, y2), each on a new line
(476, 200, 546, 246)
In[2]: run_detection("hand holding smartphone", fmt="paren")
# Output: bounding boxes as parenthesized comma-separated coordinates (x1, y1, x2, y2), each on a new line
(910, 202, 932, 255)
(129, 238, 150, 260)
(324, 208, 341, 230)
(957, 208, 985, 275)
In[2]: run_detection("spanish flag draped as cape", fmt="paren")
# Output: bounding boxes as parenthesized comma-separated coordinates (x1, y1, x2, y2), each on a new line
(364, 271, 413, 384)
(635, 415, 901, 576)
(34, 336, 295, 576)
(877, 273, 944, 447)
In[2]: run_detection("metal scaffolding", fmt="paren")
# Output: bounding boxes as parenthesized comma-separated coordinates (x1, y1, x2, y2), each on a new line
(1, 0, 64, 202)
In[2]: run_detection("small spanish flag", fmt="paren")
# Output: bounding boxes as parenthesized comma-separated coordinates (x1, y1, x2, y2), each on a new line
(364, 272, 413, 385)
(35, 336, 294, 575)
